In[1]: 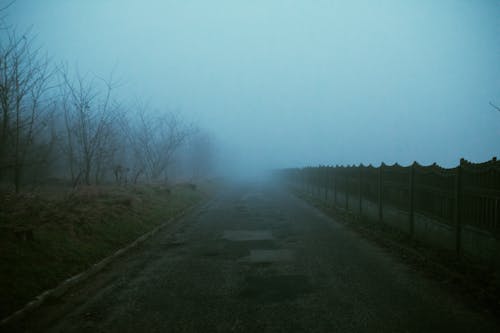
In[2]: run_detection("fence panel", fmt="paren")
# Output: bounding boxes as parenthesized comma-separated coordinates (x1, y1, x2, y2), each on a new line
(462, 160, 500, 237)
(413, 164, 456, 225)
(280, 157, 500, 245)
(382, 164, 410, 209)
(361, 165, 379, 203)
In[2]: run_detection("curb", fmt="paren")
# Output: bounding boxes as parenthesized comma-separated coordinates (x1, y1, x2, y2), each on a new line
(0, 198, 210, 327)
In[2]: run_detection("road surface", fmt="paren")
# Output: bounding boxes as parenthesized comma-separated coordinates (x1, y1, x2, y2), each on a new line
(12, 182, 499, 332)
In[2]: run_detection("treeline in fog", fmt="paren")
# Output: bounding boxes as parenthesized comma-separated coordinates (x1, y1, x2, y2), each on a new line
(0, 24, 213, 192)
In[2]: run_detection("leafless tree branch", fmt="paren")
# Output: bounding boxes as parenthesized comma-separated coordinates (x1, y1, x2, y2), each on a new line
(490, 101, 500, 112)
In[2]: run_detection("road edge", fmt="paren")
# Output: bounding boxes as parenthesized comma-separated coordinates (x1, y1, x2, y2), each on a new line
(0, 198, 211, 327)
(288, 187, 500, 319)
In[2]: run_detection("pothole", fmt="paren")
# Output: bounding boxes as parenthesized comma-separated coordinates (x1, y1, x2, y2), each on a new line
(223, 230, 273, 241)
(241, 249, 293, 263)
(238, 274, 313, 303)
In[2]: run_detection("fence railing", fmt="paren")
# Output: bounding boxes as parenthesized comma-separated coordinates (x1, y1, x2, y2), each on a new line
(278, 158, 500, 256)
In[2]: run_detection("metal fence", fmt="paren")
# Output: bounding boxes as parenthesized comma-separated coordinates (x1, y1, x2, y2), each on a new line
(278, 158, 500, 256)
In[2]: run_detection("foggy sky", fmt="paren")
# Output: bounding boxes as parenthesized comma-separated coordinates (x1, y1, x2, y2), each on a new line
(6, 0, 500, 175)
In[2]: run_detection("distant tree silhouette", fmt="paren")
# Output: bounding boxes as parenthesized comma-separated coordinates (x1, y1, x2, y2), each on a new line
(132, 106, 191, 183)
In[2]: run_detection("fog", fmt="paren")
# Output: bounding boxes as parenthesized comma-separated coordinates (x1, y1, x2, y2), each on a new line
(7, 0, 500, 178)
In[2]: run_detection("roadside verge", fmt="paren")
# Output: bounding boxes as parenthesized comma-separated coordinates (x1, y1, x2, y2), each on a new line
(0, 183, 213, 327)
(289, 187, 500, 319)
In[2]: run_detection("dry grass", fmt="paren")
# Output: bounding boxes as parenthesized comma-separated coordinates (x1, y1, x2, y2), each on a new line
(0, 182, 210, 319)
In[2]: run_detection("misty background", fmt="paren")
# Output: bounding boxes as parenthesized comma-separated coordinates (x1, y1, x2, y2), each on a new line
(7, 0, 500, 177)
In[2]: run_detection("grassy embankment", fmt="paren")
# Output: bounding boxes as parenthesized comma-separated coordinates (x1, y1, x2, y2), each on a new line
(0, 182, 212, 319)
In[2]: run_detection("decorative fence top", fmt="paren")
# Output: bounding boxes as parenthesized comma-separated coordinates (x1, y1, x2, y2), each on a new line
(279, 157, 500, 239)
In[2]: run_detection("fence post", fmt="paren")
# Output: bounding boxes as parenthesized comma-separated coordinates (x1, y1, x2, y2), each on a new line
(359, 166, 363, 216)
(334, 170, 338, 206)
(309, 170, 313, 195)
(314, 168, 318, 197)
(306, 169, 312, 195)
(327, 167, 333, 205)
(306, 170, 309, 194)
(378, 163, 384, 223)
(345, 171, 349, 211)
(319, 168, 322, 198)
(312, 169, 316, 197)
(313, 169, 315, 196)
(309, 169, 312, 196)
(454, 159, 463, 257)
(324, 167, 328, 201)
(409, 162, 415, 238)
(316, 168, 321, 197)
(303, 170, 306, 192)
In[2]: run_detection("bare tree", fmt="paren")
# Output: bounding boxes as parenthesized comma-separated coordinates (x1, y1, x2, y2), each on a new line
(58, 66, 120, 186)
(119, 102, 192, 184)
(141, 111, 191, 183)
(0, 28, 54, 191)
(117, 102, 148, 184)
(0, 2, 201, 189)
(0, 1, 15, 29)
(490, 101, 500, 112)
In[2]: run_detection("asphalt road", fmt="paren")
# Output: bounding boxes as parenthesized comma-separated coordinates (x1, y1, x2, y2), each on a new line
(12, 182, 500, 332)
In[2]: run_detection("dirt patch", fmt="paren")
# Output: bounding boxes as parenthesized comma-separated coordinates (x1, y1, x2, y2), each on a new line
(223, 230, 274, 241)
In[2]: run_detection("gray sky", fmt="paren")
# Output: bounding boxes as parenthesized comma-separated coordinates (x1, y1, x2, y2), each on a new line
(7, 0, 500, 173)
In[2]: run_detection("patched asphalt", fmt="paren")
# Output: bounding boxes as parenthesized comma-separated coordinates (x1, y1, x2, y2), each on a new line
(12, 182, 500, 332)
